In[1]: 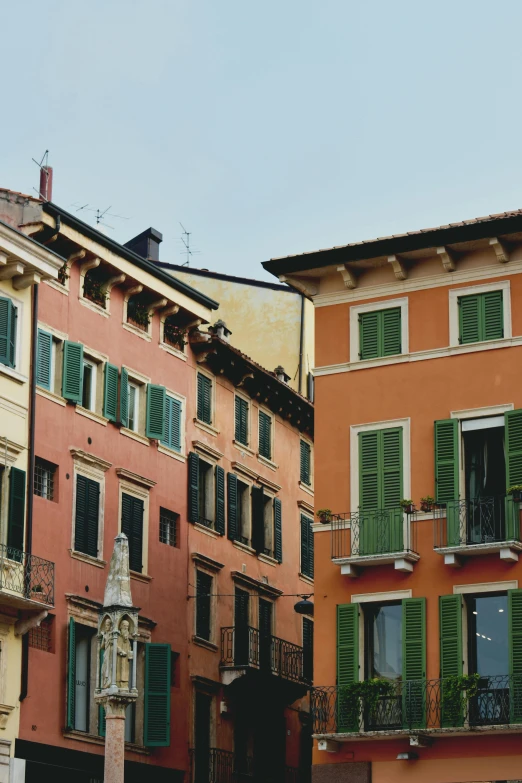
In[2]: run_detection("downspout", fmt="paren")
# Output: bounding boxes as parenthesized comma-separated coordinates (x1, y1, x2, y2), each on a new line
(298, 294, 305, 395)
(20, 282, 39, 701)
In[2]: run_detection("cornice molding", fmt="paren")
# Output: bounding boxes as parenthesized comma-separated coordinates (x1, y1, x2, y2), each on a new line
(115, 467, 156, 489)
(231, 571, 283, 599)
(192, 552, 225, 572)
(70, 448, 112, 472)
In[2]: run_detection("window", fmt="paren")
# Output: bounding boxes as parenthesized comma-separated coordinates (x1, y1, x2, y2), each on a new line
(29, 615, 54, 652)
(34, 458, 56, 501)
(121, 493, 144, 573)
(300, 440, 312, 486)
(258, 598, 273, 671)
(74, 474, 100, 558)
(467, 594, 508, 678)
(161, 394, 182, 451)
(144, 643, 171, 746)
(199, 460, 214, 526)
(300, 514, 314, 579)
(197, 373, 212, 425)
(365, 602, 402, 680)
(359, 307, 401, 360)
(227, 474, 251, 544)
(258, 411, 272, 460)
(234, 588, 250, 665)
(235, 396, 249, 446)
(194, 691, 213, 783)
(67, 620, 96, 732)
(188, 453, 225, 535)
(251, 487, 282, 562)
(62, 341, 84, 403)
(128, 382, 139, 432)
(458, 290, 503, 344)
(0, 296, 17, 369)
(159, 508, 179, 547)
(7, 467, 26, 555)
(303, 617, 314, 683)
(82, 359, 96, 410)
(195, 570, 213, 641)
(146, 383, 167, 439)
(36, 329, 53, 390)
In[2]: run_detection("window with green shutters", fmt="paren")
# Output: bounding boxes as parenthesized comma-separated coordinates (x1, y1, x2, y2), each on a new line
(62, 341, 84, 403)
(300, 514, 314, 578)
(103, 363, 119, 422)
(7, 467, 26, 555)
(146, 383, 166, 440)
(121, 493, 144, 573)
(119, 367, 129, 427)
(300, 440, 312, 486)
(258, 411, 272, 460)
(196, 570, 213, 641)
(144, 643, 171, 746)
(235, 396, 249, 445)
(74, 474, 100, 558)
(458, 290, 503, 344)
(197, 372, 212, 425)
(0, 296, 17, 368)
(36, 329, 53, 390)
(359, 307, 401, 360)
(161, 395, 182, 452)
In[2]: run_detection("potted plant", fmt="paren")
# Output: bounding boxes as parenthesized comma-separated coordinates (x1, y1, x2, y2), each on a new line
(420, 495, 435, 513)
(83, 276, 107, 307)
(316, 508, 332, 524)
(164, 321, 188, 350)
(58, 262, 69, 286)
(127, 300, 150, 330)
(400, 499, 415, 514)
(508, 485, 522, 503)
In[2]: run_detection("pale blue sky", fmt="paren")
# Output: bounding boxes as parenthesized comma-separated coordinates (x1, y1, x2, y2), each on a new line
(2, 1, 522, 281)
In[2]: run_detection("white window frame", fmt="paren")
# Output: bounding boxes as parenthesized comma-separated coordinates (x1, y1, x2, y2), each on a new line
(236, 476, 253, 546)
(349, 297, 409, 364)
(81, 358, 97, 412)
(128, 382, 140, 433)
(449, 279, 511, 348)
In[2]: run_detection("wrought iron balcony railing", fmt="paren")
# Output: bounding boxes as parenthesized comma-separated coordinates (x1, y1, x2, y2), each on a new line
(331, 508, 418, 561)
(220, 626, 310, 685)
(311, 676, 522, 735)
(190, 748, 300, 783)
(433, 496, 521, 549)
(0, 544, 55, 606)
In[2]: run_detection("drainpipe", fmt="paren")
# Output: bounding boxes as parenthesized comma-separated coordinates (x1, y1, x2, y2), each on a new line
(20, 282, 38, 701)
(298, 294, 305, 395)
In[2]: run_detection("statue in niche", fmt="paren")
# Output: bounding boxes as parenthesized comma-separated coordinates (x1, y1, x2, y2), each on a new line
(100, 617, 113, 690)
(116, 619, 133, 690)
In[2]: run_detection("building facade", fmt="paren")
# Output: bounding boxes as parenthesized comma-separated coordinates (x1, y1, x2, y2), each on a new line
(0, 217, 62, 781)
(264, 209, 522, 783)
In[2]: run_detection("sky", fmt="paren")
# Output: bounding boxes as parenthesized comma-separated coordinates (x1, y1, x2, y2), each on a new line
(2, 0, 522, 282)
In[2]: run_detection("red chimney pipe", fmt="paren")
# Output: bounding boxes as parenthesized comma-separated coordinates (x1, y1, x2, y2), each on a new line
(39, 166, 53, 202)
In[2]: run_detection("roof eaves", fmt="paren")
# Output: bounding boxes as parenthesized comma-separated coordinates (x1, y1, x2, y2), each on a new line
(155, 261, 297, 293)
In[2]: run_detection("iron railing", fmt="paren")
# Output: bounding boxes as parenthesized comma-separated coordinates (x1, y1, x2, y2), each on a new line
(220, 626, 309, 684)
(433, 496, 521, 549)
(0, 544, 54, 606)
(190, 748, 300, 783)
(331, 509, 418, 561)
(311, 676, 522, 735)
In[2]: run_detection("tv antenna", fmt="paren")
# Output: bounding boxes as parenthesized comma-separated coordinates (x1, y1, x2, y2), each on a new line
(70, 203, 130, 232)
(179, 223, 201, 266)
(31, 149, 53, 200)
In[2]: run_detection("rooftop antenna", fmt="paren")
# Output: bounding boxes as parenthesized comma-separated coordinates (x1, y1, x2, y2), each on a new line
(32, 149, 53, 201)
(70, 203, 130, 232)
(179, 223, 201, 266)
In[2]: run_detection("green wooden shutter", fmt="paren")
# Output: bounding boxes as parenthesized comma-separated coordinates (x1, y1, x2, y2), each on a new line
(509, 589, 522, 723)
(300, 515, 310, 577)
(505, 410, 522, 540)
(103, 363, 119, 422)
(197, 373, 212, 424)
(434, 418, 461, 558)
(0, 297, 16, 368)
(382, 428, 402, 509)
(274, 498, 282, 563)
(382, 307, 402, 356)
(144, 643, 171, 746)
(402, 598, 426, 729)
(227, 473, 238, 541)
(440, 594, 463, 727)
(251, 486, 264, 553)
(482, 290, 504, 341)
(171, 398, 182, 451)
(74, 475, 99, 558)
(188, 452, 200, 523)
(235, 397, 248, 445)
(119, 367, 129, 427)
(359, 311, 379, 360)
(146, 384, 166, 439)
(36, 329, 53, 389)
(303, 617, 314, 683)
(359, 428, 402, 555)
(259, 412, 272, 460)
(359, 431, 379, 511)
(7, 467, 26, 554)
(215, 465, 225, 535)
(66, 617, 76, 730)
(337, 604, 359, 732)
(196, 570, 212, 640)
(62, 341, 84, 403)
(300, 440, 311, 485)
(458, 294, 480, 344)
(121, 493, 144, 573)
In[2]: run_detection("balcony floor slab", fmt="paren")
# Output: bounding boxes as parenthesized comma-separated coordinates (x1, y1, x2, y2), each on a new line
(334, 551, 420, 577)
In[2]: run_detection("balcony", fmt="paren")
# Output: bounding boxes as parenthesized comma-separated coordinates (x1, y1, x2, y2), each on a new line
(190, 747, 300, 783)
(311, 676, 522, 741)
(0, 544, 55, 611)
(433, 496, 522, 565)
(331, 509, 419, 577)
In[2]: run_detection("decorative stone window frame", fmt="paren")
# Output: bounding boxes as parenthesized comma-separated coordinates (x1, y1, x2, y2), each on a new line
(256, 405, 276, 469)
(192, 553, 224, 650)
(116, 470, 155, 577)
(349, 296, 409, 364)
(448, 279, 511, 348)
(70, 449, 111, 564)
(159, 305, 188, 362)
(123, 286, 165, 343)
(76, 345, 110, 426)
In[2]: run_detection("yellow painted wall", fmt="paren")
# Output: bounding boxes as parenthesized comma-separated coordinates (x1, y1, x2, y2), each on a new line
(168, 270, 315, 396)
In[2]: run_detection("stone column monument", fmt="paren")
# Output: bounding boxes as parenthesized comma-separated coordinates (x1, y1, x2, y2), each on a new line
(95, 533, 139, 783)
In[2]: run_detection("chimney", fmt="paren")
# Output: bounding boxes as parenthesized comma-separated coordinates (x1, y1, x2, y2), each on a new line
(124, 227, 163, 261)
(274, 366, 290, 384)
(209, 320, 232, 342)
(39, 166, 53, 202)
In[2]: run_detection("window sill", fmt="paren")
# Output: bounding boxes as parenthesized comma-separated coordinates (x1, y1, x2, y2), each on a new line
(299, 481, 314, 497)
(45, 278, 69, 295)
(130, 570, 153, 584)
(63, 730, 149, 755)
(70, 550, 106, 569)
(157, 443, 186, 462)
(122, 322, 152, 342)
(36, 386, 66, 407)
(79, 296, 110, 318)
(233, 440, 255, 457)
(0, 363, 28, 384)
(159, 342, 187, 361)
(121, 427, 150, 446)
(257, 454, 278, 471)
(194, 418, 220, 437)
(258, 553, 278, 567)
(192, 635, 218, 652)
(299, 572, 314, 586)
(194, 522, 220, 538)
(233, 540, 256, 556)
(76, 406, 109, 426)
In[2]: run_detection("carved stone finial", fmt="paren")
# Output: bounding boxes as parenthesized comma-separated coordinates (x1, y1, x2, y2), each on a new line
(103, 533, 133, 608)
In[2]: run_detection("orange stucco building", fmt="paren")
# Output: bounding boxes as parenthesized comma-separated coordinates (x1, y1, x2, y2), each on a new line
(264, 209, 522, 783)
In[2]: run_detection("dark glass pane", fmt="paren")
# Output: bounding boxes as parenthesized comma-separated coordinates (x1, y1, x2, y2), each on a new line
(369, 603, 402, 680)
(471, 594, 508, 676)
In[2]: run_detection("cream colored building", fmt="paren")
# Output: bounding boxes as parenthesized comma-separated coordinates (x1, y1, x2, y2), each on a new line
(156, 262, 315, 398)
(0, 218, 62, 781)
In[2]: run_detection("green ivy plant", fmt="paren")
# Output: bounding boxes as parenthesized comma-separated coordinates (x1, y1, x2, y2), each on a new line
(339, 678, 395, 728)
(441, 673, 480, 724)
(57, 263, 69, 285)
